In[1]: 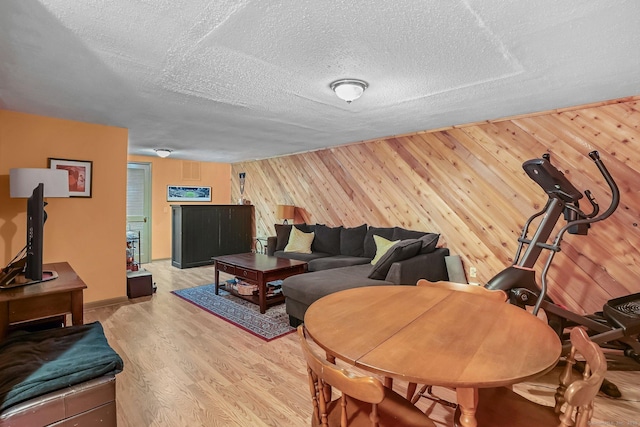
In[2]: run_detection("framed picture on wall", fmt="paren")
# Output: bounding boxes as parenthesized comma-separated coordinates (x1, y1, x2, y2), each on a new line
(167, 185, 212, 202)
(48, 158, 93, 198)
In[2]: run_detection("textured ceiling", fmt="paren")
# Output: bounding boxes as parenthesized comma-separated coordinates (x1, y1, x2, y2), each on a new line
(1, 0, 639, 163)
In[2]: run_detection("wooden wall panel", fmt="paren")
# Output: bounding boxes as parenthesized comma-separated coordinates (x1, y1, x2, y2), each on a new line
(231, 96, 640, 315)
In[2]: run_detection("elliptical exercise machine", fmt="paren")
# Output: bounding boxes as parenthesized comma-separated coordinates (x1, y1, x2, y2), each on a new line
(485, 151, 640, 395)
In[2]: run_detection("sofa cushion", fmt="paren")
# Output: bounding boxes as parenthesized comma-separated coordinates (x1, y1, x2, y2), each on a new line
(363, 227, 395, 259)
(274, 250, 331, 262)
(392, 227, 427, 240)
(308, 255, 371, 272)
(274, 224, 292, 251)
(275, 223, 313, 250)
(368, 239, 422, 280)
(296, 223, 316, 233)
(312, 224, 343, 255)
(339, 224, 367, 257)
(284, 227, 315, 253)
(371, 235, 400, 265)
(418, 233, 440, 254)
(282, 264, 392, 308)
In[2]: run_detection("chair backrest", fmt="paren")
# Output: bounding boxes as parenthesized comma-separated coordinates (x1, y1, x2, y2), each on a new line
(297, 325, 386, 427)
(557, 327, 607, 427)
(416, 279, 508, 302)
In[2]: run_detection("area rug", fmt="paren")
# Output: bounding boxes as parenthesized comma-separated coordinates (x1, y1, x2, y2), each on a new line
(172, 284, 294, 341)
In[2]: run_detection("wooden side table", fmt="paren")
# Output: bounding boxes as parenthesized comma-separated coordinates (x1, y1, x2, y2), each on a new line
(0, 262, 87, 339)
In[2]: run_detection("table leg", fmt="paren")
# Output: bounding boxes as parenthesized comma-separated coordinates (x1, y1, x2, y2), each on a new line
(71, 290, 84, 325)
(214, 264, 220, 295)
(406, 382, 417, 400)
(258, 279, 267, 314)
(456, 387, 478, 427)
(0, 302, 8, 340)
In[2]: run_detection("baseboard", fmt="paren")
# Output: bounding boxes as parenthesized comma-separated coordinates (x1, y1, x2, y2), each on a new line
(84, 296, 129, 310)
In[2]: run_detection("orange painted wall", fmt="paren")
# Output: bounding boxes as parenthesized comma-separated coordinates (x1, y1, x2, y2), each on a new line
(127, 155, 232, 260)
(0, 110, 128, 304)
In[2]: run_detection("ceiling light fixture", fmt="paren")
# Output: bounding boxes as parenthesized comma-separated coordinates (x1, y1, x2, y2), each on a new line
(154, 148, 172, 158)
(330, 79, 368, 103)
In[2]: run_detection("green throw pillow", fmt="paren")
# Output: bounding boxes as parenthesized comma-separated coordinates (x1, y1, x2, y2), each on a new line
(368, 239, 423, 280)
(371, 235, 400, 265)
(284, 227, 315, 254)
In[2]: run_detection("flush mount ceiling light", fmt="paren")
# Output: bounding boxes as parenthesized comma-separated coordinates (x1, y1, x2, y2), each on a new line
(154, 148, 172, 158)
(330, 79, 368, 103)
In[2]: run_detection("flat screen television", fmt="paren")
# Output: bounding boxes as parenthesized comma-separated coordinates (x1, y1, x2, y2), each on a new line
(0, 183, 58, 287)
(25, 183, 45, 281)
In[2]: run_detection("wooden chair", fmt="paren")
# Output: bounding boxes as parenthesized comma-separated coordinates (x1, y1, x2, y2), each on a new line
(407, 280, 508, 405)
(297, 325, 436, 427)
(460, 326, 607, 427)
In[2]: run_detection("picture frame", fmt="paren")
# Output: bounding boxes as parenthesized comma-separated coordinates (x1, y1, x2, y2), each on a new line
(48, 158, 93, 198)
(167, 185, 212, 202)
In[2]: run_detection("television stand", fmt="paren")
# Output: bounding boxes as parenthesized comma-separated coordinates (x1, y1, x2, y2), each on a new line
(0, 262, 86, 339)
(1, 270, 59, 288)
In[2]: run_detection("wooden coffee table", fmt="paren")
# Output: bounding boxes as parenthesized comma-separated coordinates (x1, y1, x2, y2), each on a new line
(213, 253, 307, 313)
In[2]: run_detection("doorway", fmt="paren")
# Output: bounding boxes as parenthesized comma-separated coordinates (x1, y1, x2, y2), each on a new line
(126, 162, 151, 264)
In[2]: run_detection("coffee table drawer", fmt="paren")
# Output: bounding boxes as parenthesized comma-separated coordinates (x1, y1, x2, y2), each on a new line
(217, 263, 235, 275)
(237, 268, 258, 280)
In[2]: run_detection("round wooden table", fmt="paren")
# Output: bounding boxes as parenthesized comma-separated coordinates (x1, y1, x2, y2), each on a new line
(304, 285, 562, 427)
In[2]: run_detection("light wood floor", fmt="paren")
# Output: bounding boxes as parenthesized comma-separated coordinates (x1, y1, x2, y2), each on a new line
(85, 260, 640, 426)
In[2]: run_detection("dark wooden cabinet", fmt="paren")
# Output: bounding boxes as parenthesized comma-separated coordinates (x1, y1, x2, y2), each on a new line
(171, 205, 253, 269)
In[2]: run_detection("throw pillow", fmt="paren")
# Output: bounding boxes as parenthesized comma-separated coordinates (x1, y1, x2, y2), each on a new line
(418, 233, 440, 254)
(363, 227, 395, 259)
(296, 223, 316, 234)
(284, 227, 315, 253)
(312, 224, 343, 255)
(371, 235, 400, 265)
(368, 239, 423, 280)
(274, 224, 292, 251)
(392, 227, 427, 241)
(340, 224, 368, 257)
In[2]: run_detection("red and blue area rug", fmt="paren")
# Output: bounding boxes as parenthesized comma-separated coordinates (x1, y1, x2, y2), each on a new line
(171, 284, 294, 341)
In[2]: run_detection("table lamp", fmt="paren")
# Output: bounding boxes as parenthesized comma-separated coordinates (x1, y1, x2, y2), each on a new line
(2, 168, 70, 286)
(10, 168, 70, 198)
(276, 204, 295, 224)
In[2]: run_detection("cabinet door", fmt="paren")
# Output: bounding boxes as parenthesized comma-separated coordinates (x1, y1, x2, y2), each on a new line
(219, 206, 252, 255)
(182, 206, 220, 267)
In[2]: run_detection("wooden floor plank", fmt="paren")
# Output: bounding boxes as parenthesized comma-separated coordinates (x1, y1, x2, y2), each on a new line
(84, 260, 640, 426)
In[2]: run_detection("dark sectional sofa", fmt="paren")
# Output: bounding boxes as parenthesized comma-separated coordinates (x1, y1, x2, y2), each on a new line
(267, 223, 450, 326)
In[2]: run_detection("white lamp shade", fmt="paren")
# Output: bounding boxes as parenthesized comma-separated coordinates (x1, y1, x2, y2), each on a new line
(10, 168, 70, 198)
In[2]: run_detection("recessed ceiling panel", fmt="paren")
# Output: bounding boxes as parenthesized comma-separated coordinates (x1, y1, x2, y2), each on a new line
(172, 0, 522, 106)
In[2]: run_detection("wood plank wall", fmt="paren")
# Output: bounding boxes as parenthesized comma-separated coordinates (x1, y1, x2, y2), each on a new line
(231, 96, 640, 315)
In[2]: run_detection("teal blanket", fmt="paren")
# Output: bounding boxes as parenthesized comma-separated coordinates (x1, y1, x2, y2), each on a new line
(0, 321, 123, 411)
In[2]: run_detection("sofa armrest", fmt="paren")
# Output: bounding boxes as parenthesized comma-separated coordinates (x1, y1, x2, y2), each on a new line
(267, 236, 277, 256)
(385, 247, 450, 284)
